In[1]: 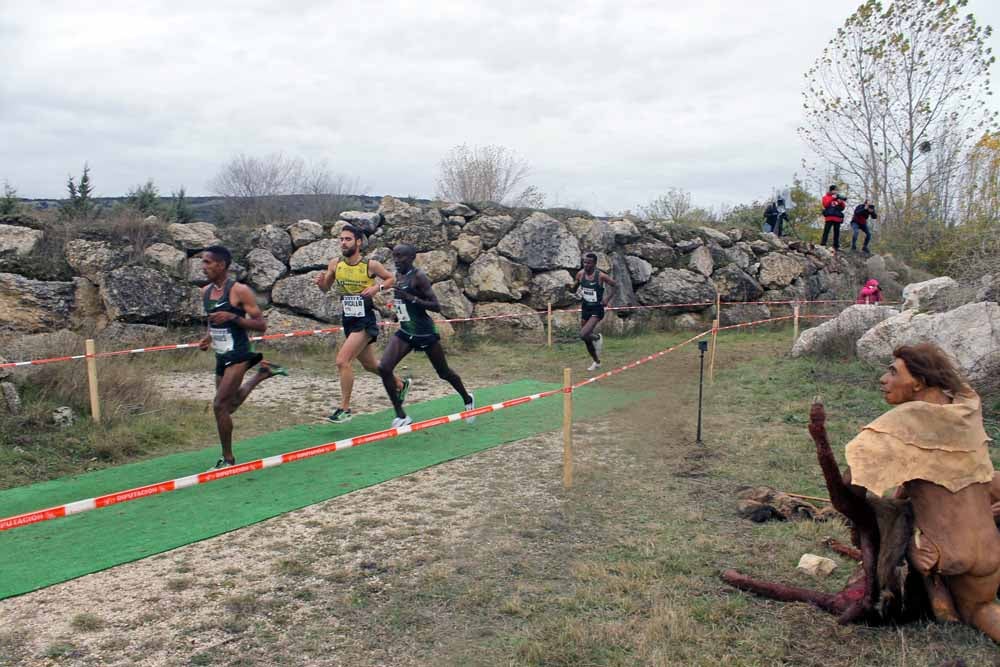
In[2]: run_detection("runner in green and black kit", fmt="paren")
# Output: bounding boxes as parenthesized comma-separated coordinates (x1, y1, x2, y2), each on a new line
(377, 244, 475, 429)
(573, 252, 618, 371)
(198, 245, 286, 470)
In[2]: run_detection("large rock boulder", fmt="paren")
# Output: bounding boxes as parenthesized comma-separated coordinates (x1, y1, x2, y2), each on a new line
(167, 222, 220, 250)
(464, 252, 531, 302)
(261, 309, 336, 348)
(623, 241, 677, 269)
(415, 249, 458, 283)
(901, 277, 962, 313)
(698, 226, 733, 248)
(271, 271, 340, 322)
(719, 303, 772, 327)
(185, 256, 246, 287)
(758, 253, 806, 289)
(496, 213, 581, 271)
(0, 224, 44, 257)
(70, 277, 107, 330)
(791, 305, 900, 358)
(378, 198, 448, 252)
(636, 269, 716, 313)
(339, 211, 383, 234)
(713, 265, 763, 302)
(608, 253, 639, 311)
(608, 219, 642, 244)
(95, 322, 170, 348)
(0, 273, 75, 333)
(976, 274, 1000, 303)
(565, 217, 616, 253)
(689, 245, 713, 277)
(252, 224, 294, 263)
(525, 270, 576, 309)
(290, 239, 340, 273)
(463, 215, 516, 249)
(288, 219, 325, 248)
(856, 302, 1000, 389)
(439, 202, 477, 218)
(100, 266, 196, 324)
(143, 243, 187, 277)
(63, 239, 129, 282)
(450, 235, 482, 264)
(431, 280, 474, 320)
(625, 256, 653, 286)
(245, 248, 288, 291)
(469, 302, 544, 342)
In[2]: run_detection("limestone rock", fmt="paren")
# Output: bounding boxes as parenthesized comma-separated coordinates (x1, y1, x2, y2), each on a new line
(636, 269, 716, 313)
(675, 238, 704, 254)
(252, 224, 293, 263)
(101, 266, 195, 324)
(608, 219, 642, 244)
(464, 252, 531, 302)
(607, 253, 638, 311)
(246, 248, 288, 291)
(698, 226, 733, 248)
(144, 243, 187, 277)
(339, 211, 383, 235)
(725, 245, 752, 271)
(469, 302, 544, 342)
(856, 303, 1000, 389)
(439, 202, 477, 218)
(0, 272, 75, 333)
(289, 219, 325, 248)
(290, 239, 340, 273)
(271, 271, 341, 322)
(185, 256, 246, 287)
(791, 305, 900, 358)
(496, 213, 581, 271)
(261, 308, 336, 348)
(1, 381, 19, 414)
(623, 241, 677, 269)
(565, 217, 616, 253)
(463, 214, 516, 249)
(95, 322, 169, 347)
(713, 265, 763, 302)
(759, 254, 806, 289)
(902, 277, 962, 313)
(431, 280, 474, 320)
(719, 303, 771, 327)
(450, 235, 483, 264)
(976, 274, 1000, 303)
(0, 224, 43, 257)
(64, 239, 128, 281)
(70, 277, 107, 330)
(625, 256, 653, 286)
(689, 245, 714, 277)
(797, 554, 837, 578)
(415, 249, 458, 283)
(749, 240, 770, 256)
(167, 222, 220, 250)
(525, 270, 576, 309)
(378, 197, 447, 252)
(52, 406, 76, 428)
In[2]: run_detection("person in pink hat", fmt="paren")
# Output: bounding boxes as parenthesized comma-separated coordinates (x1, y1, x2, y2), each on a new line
(856, 279, 882, 305)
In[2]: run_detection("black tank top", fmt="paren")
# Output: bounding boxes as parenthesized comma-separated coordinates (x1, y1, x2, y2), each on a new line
(203, 279, 252, 357)
(393, 269, 437, 336)
(580, 270, 604, 307)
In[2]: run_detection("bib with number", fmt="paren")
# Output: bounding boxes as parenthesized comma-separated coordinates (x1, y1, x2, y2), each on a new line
(581, 287, 598, 303)
(209, 327, 234, 354)
(342, 295, 366, 318)
(393, 298, 410, 322)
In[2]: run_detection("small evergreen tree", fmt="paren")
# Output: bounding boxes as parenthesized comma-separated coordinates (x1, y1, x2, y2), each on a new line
(169, 187, 195, 223)
(0, 181, 22, 216)
(125, 179, 162, 216)
(60, 163, 99, 221)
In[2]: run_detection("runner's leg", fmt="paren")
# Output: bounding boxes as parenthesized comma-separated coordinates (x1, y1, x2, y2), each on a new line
(377, 336, 413, 419)
(359, 338, 404, 391)
(336, 331, 371, 410)
(425, 341, 472, 404)
(580, 315, 601, 363)
(213, 361, 251, 463)
(228, 358, 275, 413)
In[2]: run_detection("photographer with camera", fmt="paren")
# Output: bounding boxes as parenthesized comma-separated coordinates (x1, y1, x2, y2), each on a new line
(820, 184, 846, 251)
(850, 199, 877, 255)
(763, 197, 789, 237)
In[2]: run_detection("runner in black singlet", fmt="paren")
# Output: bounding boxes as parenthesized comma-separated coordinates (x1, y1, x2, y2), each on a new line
(377, 244, 475, 428)
(315, 225, 407, 423)
(573, 252, 618, 371)
(198, 245, 286, 469)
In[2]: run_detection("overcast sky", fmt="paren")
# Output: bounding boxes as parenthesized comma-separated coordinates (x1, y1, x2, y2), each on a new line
(2, 0, 999, 215)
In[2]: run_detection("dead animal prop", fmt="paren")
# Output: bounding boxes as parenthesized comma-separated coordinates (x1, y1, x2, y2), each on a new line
(736, 486, 840, 523)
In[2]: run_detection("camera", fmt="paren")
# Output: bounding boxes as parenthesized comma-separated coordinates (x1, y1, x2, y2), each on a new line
(835, 194, 846, 201)
(698, 340, 708, 352)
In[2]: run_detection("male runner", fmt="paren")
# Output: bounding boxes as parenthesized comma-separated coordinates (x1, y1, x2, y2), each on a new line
(573, 252, 618, 371)
(377, 244, 475, 427)
(314, 225, 407, 423)
(198, 245, 287, 470)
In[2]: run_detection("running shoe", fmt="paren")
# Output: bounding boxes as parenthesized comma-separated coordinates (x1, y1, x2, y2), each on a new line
(326, 408, 353, 424)
(391, 415, 413, 429)
(258, 361, 288, 377)
(587, 361, 601, 372)
(593, 333, 603, 355)
(464, 394, 476, 424)
(208, 458, 235, 471)
(398, 376, 412, 404)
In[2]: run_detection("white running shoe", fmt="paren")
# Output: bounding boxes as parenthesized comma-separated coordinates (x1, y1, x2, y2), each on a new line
(587, 361, 601, 371)
(391, 415, 413, 429)
(464, 394, 476, 424)
(593, 333, 603, 354)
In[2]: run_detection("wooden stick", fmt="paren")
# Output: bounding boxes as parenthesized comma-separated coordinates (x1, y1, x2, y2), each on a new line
(709, 292, 720, 384)
(562, 367, 573, 489)
(85, 338, 101, 423)
(793, 302, 800, 342)
(783, 491, 831, 504)
(547, 301, 553, 348)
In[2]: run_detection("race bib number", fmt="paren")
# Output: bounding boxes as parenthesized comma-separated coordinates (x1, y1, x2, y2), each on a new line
(393, 299, 410, 322)
(209, 327, 234, 354)
(581, 287, 598, 303)
(342, 295, 365, 318)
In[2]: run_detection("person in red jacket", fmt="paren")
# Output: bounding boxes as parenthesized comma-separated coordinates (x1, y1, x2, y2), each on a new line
(856, 278, 882, 304)
(821, 184, 846, 251)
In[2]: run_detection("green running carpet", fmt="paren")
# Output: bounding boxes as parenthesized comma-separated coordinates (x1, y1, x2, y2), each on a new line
(0, 380, 639, 599)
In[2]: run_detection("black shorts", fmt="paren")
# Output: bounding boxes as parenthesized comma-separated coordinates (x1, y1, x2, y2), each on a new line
(395, 330, 441, 351)
(581, 305, 605, 323)
(343, 316, 379, 344)
(215, 351, 263, 377)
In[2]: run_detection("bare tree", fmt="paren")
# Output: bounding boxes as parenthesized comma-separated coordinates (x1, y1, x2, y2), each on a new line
(639, 187, 693, 222)
(298, 159, 363, 221)
(799, 0, 995, 230)
(209, 152, 305, 224)
(435, 144, 545, 207)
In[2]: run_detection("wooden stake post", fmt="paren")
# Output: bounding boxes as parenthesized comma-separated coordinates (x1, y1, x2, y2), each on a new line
(547, 302, 553, 348)
(85, 338, 101, 423)
(793, 302, 801, 342)
(562, 367, 573, 489)
(709, 294, 720, 384)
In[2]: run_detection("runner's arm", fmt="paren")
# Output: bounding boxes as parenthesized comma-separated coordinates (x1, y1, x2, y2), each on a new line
(227, 284, 268, 332)
(198, 285, 211, 350)
(600, 272, 618, 306)
(364, 260, 395, 298)
(314, 259, 337, 292)
(399, 271, 441, 312)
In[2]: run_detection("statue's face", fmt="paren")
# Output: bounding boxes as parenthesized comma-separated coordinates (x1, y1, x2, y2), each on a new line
(880, 358, 920, 405)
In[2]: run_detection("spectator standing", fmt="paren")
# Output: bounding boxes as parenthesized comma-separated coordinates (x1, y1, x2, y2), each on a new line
(763, 198, 789, 236)
(850, 200, 878, 254)
(821, 185, 846, 251)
